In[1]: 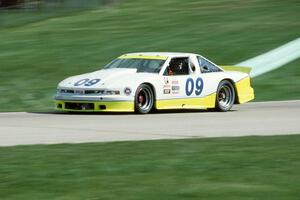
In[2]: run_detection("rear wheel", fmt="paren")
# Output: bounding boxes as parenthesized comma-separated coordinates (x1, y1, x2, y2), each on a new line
(134, 84, 154, 114)
(215, 80, 235, 112)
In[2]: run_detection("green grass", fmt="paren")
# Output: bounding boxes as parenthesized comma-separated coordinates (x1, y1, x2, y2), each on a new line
(253, 58, 300, 101)
(0, 135, 300, 199)
(0, 0, 300, 111)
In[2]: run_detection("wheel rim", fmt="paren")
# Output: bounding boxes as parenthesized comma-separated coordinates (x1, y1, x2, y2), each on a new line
(218, 85, 233, 109)
(137, 87, 153, 111)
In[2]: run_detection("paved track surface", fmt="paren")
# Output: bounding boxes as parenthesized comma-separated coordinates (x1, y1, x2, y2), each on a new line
(0, 100, 300, 146)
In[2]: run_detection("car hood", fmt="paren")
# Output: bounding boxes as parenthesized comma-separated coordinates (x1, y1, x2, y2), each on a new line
(59, 68, 138, 88)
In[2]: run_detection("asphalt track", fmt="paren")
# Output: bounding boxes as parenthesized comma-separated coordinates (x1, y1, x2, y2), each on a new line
(0, 100, 299, 147)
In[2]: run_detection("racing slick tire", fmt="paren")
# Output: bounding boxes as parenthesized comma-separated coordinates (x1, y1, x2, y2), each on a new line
(215, 80, 235, 112)
(134, 84, 154, 114)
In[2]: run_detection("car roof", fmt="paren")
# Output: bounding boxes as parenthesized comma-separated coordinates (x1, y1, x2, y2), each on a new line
(122, 52, 201, 58)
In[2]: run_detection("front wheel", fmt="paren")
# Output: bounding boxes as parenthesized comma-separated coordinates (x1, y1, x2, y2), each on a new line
(215, 80, 235, 112)
(134, 84, 154, 114)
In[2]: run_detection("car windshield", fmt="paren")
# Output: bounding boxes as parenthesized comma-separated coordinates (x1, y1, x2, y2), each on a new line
(103, 58, 166, 73)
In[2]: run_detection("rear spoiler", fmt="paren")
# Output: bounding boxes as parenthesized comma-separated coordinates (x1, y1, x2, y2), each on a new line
(220, 65, 252, 74)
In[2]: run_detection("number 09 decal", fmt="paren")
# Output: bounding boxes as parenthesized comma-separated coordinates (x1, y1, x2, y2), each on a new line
(185, 77, 204, 96)
(74, 78, 100, 86)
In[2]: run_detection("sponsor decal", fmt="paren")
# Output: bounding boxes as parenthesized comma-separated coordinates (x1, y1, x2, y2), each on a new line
(171, 85, 180, 94)
(163, 89, 171, 94)
(172, 80, 179, 85)
(172, 85, 180, 91)
(74, 90, 85, 95)
(124, 87, 132, 95)
(164, 77, 169, 84)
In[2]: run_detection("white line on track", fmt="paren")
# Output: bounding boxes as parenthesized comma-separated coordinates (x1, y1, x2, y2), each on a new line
(236, 38, 300, 77)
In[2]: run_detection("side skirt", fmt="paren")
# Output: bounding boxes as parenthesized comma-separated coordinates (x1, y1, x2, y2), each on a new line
(156, 93, 216, 110)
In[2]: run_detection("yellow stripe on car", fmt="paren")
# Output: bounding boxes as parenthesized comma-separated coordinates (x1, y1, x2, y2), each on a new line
(55, 101, 134, 112)
(156, 93, 216, 110)
(119, 55, 168, 60)
(221, 65, 252, 74)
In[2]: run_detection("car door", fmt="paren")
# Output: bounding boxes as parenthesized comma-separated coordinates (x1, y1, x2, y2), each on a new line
(159, 56, 200, 107)
(159, 55, 225, 109)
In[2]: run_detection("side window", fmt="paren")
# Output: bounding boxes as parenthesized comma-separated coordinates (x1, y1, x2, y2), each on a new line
(197, 56, 222, 73)
(165, 57, 189, 76)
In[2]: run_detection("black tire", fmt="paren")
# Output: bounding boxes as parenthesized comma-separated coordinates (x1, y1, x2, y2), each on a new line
(134, 84, 154, 114)
(215, 80, 235, 112)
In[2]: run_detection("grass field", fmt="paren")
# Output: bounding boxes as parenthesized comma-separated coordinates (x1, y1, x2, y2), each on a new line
(253, 58, 300, 101)
(0, 135, 299, 199)
(0, 0, 300, 111)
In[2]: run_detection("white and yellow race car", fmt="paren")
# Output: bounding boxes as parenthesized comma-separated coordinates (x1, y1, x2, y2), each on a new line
(55, 52, 254, 114)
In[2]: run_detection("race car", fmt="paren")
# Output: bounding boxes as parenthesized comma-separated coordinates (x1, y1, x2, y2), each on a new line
(54, 52, 254, 114)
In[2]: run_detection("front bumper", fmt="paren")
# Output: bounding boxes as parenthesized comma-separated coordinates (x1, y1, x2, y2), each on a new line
(55, 100, 134, 112)
(54, 94, 134, 112)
